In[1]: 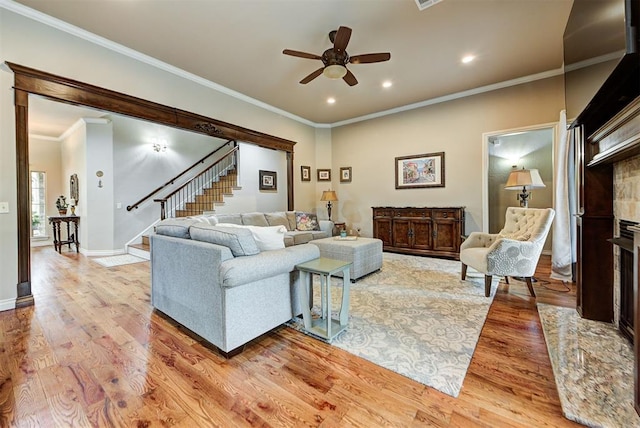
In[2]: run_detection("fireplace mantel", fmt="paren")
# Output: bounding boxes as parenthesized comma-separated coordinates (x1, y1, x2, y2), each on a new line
(588, 96, 640, 167)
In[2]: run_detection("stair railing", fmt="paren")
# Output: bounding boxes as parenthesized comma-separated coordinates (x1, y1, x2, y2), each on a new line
(127, 139, 236, 212)
(154, 144, 239, 220)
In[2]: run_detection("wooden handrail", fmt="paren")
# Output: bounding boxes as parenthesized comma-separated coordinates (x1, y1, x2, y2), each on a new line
(127, 140, 235, 211)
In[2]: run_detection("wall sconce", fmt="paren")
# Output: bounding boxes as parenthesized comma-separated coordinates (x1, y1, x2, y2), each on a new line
(152, 137, 167, 152)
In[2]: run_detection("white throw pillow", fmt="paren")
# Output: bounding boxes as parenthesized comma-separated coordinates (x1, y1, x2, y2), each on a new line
(216, 223, 286, 251)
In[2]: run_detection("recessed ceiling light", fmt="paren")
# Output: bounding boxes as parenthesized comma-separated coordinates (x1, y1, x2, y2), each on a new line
(461, 55, 475, 64)
(382, 80, 392, 88)
(327, 97, 336, 104)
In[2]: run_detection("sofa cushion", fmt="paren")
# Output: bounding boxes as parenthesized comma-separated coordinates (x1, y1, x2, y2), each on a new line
(265, 211, 291, 230)
(189, 224, 260, 256)
(220, 243, 321, 288)
(155, 218, 199, 239)
(286, 231, 314, 245)
(241, 212, 269, 227)
(214, 214, 243, 225)
(295, 212, 320, 231)
(286, 211, 297, 231)
(217, 223, 286, 251)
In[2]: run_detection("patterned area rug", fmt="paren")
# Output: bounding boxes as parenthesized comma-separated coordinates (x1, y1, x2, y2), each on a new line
(538, 303, 640, 427)
(92, 254, 147, 267)
(287, 252, 497, 397)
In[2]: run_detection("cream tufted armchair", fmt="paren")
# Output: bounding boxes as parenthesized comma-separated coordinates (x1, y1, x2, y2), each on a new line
(460, 207, 555, 297)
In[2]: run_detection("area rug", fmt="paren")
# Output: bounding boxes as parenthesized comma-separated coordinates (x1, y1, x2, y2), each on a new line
(92, 254, 147, 267)
(538, 303, 640, 427)
(287, 252, 498, 397)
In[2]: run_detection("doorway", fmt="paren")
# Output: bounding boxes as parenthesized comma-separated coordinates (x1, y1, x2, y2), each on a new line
(482, 123, 557, 249)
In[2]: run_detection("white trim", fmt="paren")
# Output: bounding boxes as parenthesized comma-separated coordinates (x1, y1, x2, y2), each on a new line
(127, 246, 150, 260)
(0, 298, 16, 312)
(1, 0, 566, 129)
(330, 68, 564, 128)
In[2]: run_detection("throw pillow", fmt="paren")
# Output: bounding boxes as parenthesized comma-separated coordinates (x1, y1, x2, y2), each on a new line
(295, 212, 320, 231)
(189, 224, 260, 256)
(240, 212, 269, 227)
(216, 223, 286, 251)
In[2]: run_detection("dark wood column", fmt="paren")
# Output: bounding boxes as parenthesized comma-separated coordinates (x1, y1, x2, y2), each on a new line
(14, 89, 33, 308)
(287, 151, 294, 211)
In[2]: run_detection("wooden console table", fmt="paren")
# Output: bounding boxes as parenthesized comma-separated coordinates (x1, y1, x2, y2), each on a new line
(372, 206, 465, 259)
(48, 215, 80, 253)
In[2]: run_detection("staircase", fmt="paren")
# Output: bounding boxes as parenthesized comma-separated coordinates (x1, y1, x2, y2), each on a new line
(125, 141, 240, 259)
(175, 169, 239, 217)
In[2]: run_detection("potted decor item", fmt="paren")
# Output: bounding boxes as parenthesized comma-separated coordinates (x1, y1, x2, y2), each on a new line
(56, 195, 69, 215)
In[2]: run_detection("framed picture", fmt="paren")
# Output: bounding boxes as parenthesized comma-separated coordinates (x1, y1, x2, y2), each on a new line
(395, 152, 445, 189)
(340, 167, 352, 183)
(301, 165, 311, 182)
(259, 170, 277, 191)
(317, 169, 331, 181)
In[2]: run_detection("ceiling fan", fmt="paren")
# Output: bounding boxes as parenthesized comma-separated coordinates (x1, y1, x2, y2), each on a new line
(282, 26, 391, 86)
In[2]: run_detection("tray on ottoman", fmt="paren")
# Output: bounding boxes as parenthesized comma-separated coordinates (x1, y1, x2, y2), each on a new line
(310, 237, 383, 281)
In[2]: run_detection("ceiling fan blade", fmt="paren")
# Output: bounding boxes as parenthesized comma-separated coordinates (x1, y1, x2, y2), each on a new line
(333, 26, 352, 53)
(283, 49, 322, 60)
(343, 69, 358, 86)
(300, 67, 324, 84)
(349, 53, 391, 64)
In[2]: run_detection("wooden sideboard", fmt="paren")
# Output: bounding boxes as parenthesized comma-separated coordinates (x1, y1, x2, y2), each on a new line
(372, 207, 465, 260)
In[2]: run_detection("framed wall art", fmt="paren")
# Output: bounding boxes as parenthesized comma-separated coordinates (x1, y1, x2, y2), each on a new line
(395, 152, 445, 189)
(340, 167, 352, 183)
(317, 169, 331, 181)
(259, 170, 277, 191)
(301, 165, 311, 182)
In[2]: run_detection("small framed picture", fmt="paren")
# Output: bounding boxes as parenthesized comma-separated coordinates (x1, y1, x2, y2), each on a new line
(317, 169, 331, 181)
(259, 170, 277, 191)
(340, 167, 352, 183)
(301, 165, 311, 182)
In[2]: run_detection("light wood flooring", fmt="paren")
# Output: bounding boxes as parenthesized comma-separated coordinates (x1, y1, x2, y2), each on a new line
(0, 247, 583, 427)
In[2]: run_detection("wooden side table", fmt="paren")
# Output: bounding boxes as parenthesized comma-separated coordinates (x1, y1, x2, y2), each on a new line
(48, 215, 80, 253)
(295, 257, 352, 342)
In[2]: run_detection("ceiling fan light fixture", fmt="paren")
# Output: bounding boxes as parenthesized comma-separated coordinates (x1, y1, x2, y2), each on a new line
(323, 64, 347, 79)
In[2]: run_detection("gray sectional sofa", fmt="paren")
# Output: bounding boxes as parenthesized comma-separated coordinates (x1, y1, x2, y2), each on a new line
(150, 211, 332, 357)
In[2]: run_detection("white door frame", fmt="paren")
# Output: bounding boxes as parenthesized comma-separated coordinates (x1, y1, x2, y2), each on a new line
(481, 121, 559, 232)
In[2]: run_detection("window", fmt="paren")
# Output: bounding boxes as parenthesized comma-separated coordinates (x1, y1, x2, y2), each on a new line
(30, 171, 47, 238)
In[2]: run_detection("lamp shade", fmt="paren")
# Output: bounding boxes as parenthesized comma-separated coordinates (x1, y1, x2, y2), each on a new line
(505, 168, 545, 190)
(320, 190, 338, 202)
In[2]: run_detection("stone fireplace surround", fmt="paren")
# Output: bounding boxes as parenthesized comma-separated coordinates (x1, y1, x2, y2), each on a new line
(614, 156, 640, 334)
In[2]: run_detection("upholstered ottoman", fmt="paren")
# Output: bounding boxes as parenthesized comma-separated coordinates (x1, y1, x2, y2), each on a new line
(310, 237, 383, 281)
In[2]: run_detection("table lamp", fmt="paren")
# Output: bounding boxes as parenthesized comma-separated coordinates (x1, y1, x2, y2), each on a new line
(505, 168, 545, 208)
(320, 190, 338, 221)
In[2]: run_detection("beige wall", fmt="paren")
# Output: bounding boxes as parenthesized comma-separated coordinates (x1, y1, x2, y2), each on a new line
(330, 76, 565, 238)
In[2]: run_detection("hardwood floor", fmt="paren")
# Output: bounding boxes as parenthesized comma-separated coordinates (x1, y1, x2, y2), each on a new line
(0, 248, 583, 427)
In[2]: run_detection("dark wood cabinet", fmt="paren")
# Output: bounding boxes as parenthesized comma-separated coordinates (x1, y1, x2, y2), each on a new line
(372, 207, 465, 259)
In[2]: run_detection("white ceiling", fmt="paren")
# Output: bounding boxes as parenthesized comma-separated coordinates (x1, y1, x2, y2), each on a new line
(9, 0, 574, 136)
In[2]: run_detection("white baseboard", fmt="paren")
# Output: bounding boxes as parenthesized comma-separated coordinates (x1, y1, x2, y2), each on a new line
(80, 248, 126, 257)
(0, 298, 16, 312)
